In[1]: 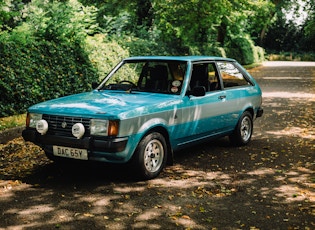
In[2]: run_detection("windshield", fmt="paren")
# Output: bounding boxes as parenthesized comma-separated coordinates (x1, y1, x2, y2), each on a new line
(100, 60, 187, 95)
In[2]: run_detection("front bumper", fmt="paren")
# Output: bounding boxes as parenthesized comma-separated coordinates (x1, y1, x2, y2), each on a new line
(22, 128, 128, 155)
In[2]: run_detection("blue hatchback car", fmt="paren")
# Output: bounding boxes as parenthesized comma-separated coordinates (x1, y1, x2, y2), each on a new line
(23, 56, 263, 179)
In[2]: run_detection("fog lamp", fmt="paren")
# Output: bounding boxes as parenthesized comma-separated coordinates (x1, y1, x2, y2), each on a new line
(72, 123, 85, 139)
(36, 119, 48, 135)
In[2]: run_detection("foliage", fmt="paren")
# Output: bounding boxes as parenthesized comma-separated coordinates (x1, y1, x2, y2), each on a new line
(0, 0, 24, 31)
(0, 20, 37, 45)
(267, 52, 315, 61)
(263, 16, 301, 52)
(120, 35, 170, 56)
(226, 35, 264, 65)
(263, 0, 315, 53)
(1, 0, 314, 117)
(255, 46, 265, 62)
(101, 11, 133, 37)
(153, 0, 223, 52)
(0, 114, 25, 131)
(207, 45, 227, 57)
(302, 1, 315, 52)
(244, 0, 275, 45)
(85, 34, 129, 81)
(0, 39, 98, 117)
(22, 0, 99, 43)
(304, 18, 315, 39)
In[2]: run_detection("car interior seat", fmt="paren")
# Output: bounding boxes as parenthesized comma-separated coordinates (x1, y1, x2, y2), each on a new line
(145, 65, 169, 92)
(190, 64, 209, 91)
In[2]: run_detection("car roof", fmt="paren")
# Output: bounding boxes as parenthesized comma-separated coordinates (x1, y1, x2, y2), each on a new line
(124, 56, 236, 62)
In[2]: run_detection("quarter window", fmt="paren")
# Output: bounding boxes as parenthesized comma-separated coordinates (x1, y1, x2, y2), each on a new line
(217, 62, 250, 88)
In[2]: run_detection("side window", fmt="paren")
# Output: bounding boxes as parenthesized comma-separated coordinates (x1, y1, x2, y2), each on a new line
(190, 63, 221, 92)
(217, 62, 250, 88)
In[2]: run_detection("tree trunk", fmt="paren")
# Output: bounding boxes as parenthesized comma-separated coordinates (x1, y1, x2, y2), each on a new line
(217, 22, 227, 46)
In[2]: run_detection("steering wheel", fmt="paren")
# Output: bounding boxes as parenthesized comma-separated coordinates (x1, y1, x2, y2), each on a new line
(118, 80, 137, 87)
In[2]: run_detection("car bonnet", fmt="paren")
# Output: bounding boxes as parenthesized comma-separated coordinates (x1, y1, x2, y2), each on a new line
(27, 90, 180, 119)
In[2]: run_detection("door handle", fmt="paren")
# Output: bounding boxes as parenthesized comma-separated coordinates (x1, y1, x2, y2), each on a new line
(218, 95, 226, 100)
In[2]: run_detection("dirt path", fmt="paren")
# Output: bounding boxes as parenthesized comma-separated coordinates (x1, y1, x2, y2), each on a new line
(0, 61, 314, 230)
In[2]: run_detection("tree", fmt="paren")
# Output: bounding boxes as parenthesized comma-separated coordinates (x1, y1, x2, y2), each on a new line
(263, 0, 315, 52)
(22, 0, 99, 43)
(301, 0, 315, 51)
(154, 0, 225, 53)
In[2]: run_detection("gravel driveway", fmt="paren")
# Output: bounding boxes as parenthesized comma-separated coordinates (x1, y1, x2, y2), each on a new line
(0, 61, 314, 230)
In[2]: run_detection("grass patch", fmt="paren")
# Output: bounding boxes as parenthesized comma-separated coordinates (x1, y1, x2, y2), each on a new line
(0, 114, 26, 131)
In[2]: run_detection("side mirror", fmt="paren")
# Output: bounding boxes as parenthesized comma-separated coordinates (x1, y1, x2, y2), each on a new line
(92, 82, 99, 89)
(191, 86, 206, 97)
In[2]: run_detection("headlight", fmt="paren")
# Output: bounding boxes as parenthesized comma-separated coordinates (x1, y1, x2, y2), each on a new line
(26, 113, 43, 128)
(90, 119, 109, 136)
(90, 119, 119, 136)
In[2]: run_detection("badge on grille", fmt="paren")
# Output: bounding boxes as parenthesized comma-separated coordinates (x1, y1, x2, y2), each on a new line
(61, 122, 67, 128)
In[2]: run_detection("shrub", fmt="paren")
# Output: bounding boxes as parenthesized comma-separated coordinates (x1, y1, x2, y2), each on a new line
(300, 53, 315, 61)
(121, 35, 169, 56)
(226, 35, 264, 65)
(188, 46, 201, 55)
(0, 40, 98, 117)
(255, 46, 265, 62)
(85, 34, 129, 81)
(267, 52, 315, 61)
(203, 44, 227, 57)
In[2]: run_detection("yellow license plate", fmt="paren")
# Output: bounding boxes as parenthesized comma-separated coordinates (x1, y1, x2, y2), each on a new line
(53, 146, 88, 160)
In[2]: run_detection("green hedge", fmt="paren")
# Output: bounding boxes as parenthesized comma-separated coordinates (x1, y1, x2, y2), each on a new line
(226, 35, 264, 65)
(0, 40, 98, 117)
(204, 45, 227, 57)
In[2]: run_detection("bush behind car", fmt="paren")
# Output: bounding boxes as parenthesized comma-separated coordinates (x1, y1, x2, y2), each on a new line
(0, 40, 98, 118)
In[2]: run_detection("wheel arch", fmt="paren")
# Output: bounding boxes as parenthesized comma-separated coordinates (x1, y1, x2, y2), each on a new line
(244, 107, 254, 118)
(235, 107, 254, 125)
(140, 125, 174, 166)
(230, 108, 254, 146)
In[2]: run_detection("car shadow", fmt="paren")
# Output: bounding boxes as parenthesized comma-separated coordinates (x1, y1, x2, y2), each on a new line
(17, 138, 229, 188)
(20, 160, 141, 189)
(16, 135, 258, 190)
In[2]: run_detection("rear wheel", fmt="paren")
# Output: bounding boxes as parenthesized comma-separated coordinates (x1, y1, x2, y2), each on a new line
(229, 111, 253, 146)
(131, 132, 167, 180)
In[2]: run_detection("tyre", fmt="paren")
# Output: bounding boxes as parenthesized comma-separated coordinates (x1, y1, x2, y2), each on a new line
(229, 111, 253, 146)
(131, 132, 167, 180)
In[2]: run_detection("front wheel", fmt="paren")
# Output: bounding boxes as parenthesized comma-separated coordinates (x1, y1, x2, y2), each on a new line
(131, 132, 167, 180)
(229, 111, 253, 146)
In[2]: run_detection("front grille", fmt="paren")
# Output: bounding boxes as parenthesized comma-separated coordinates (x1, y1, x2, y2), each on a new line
(43, 114, 90, 137)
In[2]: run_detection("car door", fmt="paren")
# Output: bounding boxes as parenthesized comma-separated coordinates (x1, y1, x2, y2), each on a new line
(173, 62, 230, 146)
(215, 61, 255, 130)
